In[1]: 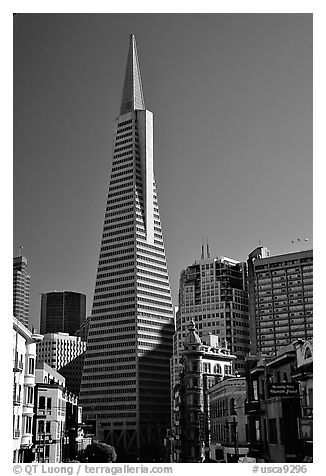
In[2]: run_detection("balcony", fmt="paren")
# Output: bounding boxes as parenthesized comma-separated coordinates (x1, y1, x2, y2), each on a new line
(13, 429, 20, 439)
(13, 397, 22, 406)
(13, 361, 23, 372)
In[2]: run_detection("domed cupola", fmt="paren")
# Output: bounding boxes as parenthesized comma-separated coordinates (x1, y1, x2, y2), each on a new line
(184, 319, 202, 347)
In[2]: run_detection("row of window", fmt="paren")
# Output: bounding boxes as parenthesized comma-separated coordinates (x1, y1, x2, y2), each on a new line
(106, 188, 134, 203)
(99, 246, 134, 259)
(92, 303, 135, 314)
(83, 355, 134, 366)
(84, 348, 135, 359)
(94, 282, 134, 294)
(96, 267, 134, 280)
(101, 232, 134, 246)
(88, 332, 135, 343)
(98, 254, 134, 266)
(107, 180, 134, 193)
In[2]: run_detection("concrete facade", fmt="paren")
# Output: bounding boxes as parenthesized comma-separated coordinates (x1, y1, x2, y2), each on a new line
(247, 247, 313, 355)
(36, 332, 87, 397)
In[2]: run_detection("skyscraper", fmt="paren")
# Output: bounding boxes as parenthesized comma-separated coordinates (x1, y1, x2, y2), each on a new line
(247, 246, 313, 355)
(79, 35, 174, 461)
(171, 245, 250, 394)
(13, 255, 31, 328)
(40, 291, 86, 335)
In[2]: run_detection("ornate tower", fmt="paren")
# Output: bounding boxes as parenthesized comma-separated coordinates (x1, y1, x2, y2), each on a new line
(79, 35, 174, 461)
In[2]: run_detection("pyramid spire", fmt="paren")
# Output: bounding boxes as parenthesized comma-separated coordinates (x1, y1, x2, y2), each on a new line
(120, 34, 145, 115)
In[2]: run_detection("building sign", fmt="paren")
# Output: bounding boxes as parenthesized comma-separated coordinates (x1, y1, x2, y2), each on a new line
(238, 457, 257, 463)
(267, 383, 299, 397)
(298, 418, 313, 441)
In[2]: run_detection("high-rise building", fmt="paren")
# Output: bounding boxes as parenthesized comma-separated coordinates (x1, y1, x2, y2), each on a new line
(171, 246, 250, 400)
(40, 291, 86, 335)
(36, 332, 86, 371)
(36, 332, 86, 397)
(79, 35, 174, 461)
(13, 255, 31, 328)
(247, 247, 313, 355)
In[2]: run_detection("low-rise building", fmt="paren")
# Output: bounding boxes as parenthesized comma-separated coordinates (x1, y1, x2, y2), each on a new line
(245, 340, 312, 462)
(292, 340, 313, 462)
(208, 376, 249, 462)
(13, 317, 43, 462)
(33, 362, 79, 462)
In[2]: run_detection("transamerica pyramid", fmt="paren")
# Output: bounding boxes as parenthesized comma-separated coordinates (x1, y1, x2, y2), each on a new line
(79, 35, 175, 462)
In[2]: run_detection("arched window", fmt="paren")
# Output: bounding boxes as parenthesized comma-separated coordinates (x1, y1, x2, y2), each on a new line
(230, 397, 236, 415)
(304, 347, 312, 359)
(283, 371, 288, 382)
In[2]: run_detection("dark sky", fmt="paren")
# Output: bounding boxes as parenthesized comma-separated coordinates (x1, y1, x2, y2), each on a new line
(13, 14, 312, 331)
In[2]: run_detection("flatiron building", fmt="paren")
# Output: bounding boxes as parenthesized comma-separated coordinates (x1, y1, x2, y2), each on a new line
(79, 35, 174, 461)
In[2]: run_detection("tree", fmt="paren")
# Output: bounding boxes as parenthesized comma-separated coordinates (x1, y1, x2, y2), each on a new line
(84, 442, 117, 462)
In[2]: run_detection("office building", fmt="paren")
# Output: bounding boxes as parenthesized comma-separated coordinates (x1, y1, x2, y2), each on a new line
(13, 316, 43, 462)
(13, 255, 31, 328)
(40, 291, 86, 335)
(79, 35, 174, 461)
(247, 247, 313, 355)
(36, 332, 87, 396)
(171, 246, 250, 400)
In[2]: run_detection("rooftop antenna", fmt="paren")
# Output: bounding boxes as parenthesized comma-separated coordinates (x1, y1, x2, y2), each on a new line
(206, 237, 210, 258)
(201, 238, 205, 260)
(19, 246, 23, 257)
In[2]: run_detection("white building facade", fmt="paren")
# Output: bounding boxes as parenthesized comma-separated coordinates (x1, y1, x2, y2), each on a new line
(33, 362, 79, 463)
(13, 316, 43, 462)
(36, 332, 86, 371)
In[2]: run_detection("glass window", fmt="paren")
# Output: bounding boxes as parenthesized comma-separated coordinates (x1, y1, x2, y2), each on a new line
(255, 419, 261, 442)
(253, 381, 259, 401)
(230, 398, 236, 415)
(38, 420, 44, 434)
(39, 396, 45, 409)
(25, 416, 32, 434)
(269, 418, 278, 444)
(28, 358, 35, 375)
